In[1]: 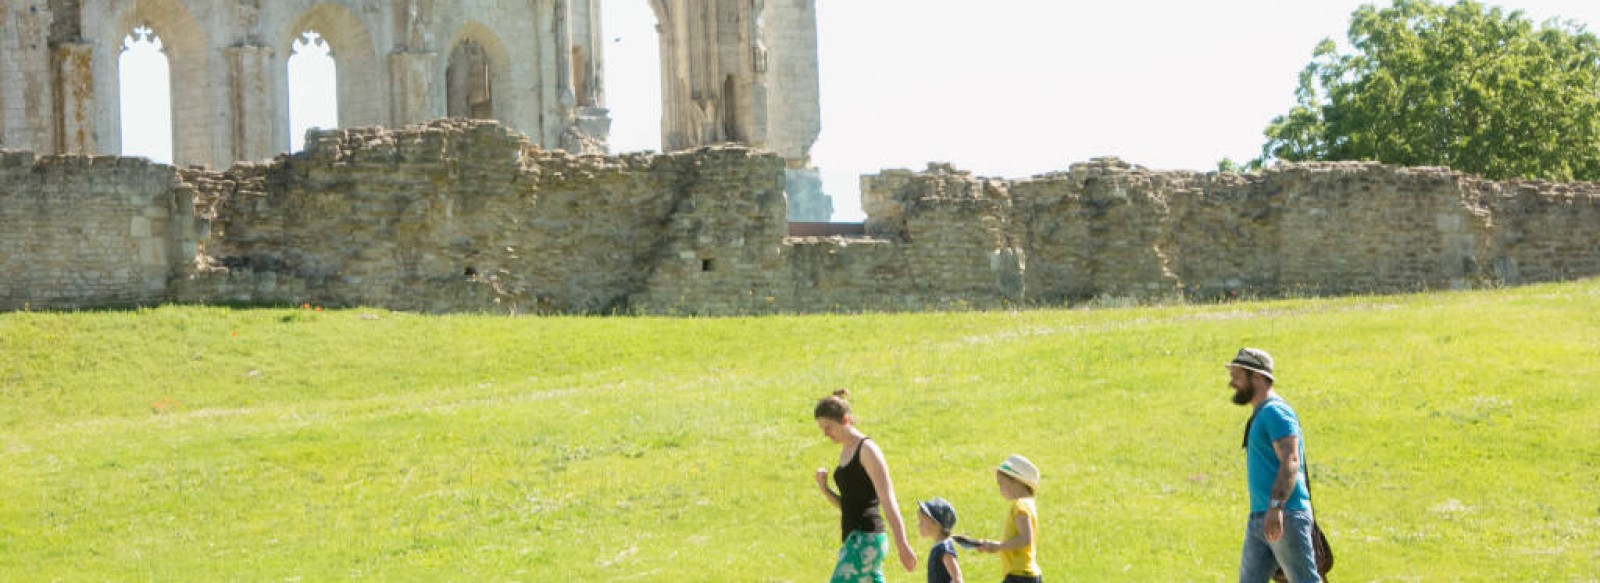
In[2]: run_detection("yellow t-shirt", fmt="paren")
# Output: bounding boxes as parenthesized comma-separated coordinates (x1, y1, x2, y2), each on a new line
(1000, 497, 1041, 576)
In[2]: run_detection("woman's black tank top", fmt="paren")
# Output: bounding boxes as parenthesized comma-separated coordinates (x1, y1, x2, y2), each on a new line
(835, 437, 884, 541)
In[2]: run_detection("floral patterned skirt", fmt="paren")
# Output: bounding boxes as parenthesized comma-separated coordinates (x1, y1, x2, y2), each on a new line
(829, 530, 887, 583)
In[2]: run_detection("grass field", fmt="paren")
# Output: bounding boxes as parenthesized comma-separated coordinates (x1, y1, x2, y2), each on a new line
(2, 281, 1598, 581)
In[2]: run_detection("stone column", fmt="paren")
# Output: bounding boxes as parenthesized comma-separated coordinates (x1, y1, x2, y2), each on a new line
(656, 1, 688, 151)
(556, 0, 610, 154)
(553, 0, 576, 110)
(575, 0, 605, 108)
(390, 0, 438, 126)
(53, 42, 94, 155)
(225, 45, 275, 163)
(388, 51, 437, 126)
(749, 0, 769, 145)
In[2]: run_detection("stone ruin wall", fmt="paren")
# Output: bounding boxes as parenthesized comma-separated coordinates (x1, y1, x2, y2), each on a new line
(2, 120, 1598, 315)
(0, 150, 199, 309)
(862, 158, 1600, 305)
(167, 121, 790, 314)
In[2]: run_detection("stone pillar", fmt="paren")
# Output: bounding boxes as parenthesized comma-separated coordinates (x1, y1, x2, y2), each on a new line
(762, 0, 821, 162)
(748, 0, 770, 145)
(225, 46, 275, 163)
(553, 0, 578, 117)
(574, 0, 605, 108)
(557, 0, 610, 154)
(655, 1, 687, 151)
(389, 51, 437, 126)
(391, 0, 438, 127)
(764, 0, 828, 220)
(53, 42, 94, 155)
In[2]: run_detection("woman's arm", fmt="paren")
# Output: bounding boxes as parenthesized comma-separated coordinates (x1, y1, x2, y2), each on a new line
(860, 440, 918, 572)
(814, 468, 841, 510)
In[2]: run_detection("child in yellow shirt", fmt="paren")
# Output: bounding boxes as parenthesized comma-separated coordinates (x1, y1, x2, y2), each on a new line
(968, 455, 1041, 583)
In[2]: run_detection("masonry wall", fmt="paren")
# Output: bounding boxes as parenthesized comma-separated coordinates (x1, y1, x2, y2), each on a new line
(1475, 180, 1600, 284)
(871, 159, 1600, 306)
(170, 121, 786, 314)
(0, 151, 196, 309)
(2, 122, 1599, 315)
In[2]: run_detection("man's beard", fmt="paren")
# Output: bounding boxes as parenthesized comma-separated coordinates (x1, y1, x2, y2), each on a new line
(1230, 384, 1254, 405)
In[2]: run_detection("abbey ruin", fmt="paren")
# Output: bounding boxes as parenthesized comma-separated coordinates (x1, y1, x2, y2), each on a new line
(3, 2, 1599, 315)
(1, 0, 828, 216)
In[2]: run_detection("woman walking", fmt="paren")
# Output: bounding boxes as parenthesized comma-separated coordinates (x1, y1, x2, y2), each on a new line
(813, 390, 918, 582)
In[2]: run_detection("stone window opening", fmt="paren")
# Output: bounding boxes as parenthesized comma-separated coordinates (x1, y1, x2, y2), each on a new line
(288, 30, 339, 152)
(702, 258, 716, 272)
(447, 40, 494, 119)
(118, 25, 173, 164)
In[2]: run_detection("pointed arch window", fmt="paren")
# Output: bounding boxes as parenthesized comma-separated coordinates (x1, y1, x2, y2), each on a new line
(288, 31, 340, 152)
(119, 26, 173, 164)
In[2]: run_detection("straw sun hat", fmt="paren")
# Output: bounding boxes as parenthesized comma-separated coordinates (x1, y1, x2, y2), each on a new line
(997, 454, 1040, 491)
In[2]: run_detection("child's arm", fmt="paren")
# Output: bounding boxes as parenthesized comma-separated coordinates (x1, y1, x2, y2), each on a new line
(944, 552, 964, 583)
(980, 512, 1034, 553)
(813, 468, 841, 510)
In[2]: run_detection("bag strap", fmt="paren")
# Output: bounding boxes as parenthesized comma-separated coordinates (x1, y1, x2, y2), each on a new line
(1302, 441, 1314, 503)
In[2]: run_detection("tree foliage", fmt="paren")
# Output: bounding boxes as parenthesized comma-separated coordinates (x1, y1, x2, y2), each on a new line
(1262, 0, 1600, 181)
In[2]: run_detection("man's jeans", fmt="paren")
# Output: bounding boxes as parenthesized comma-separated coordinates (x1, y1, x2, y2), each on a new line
(1239, 510, 1320, 583)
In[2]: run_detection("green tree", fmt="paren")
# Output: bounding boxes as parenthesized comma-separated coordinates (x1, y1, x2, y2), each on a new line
(1261, 0, 1600, 181)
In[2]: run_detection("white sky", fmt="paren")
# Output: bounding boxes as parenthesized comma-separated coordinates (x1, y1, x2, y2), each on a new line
(607, 0, 1600, 221)
(119, 1, 1600, 221)
(287, 32, 338, 153)
(119, 28, 172, 164)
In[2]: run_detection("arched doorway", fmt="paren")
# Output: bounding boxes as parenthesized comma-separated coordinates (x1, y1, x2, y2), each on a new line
(447, 40, 494, 119)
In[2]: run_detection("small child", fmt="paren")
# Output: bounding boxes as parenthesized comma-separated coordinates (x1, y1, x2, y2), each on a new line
(916, 497, 964, 583)
(966, 454, 1042, 583)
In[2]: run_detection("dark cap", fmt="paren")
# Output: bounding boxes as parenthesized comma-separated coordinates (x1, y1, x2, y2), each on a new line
(917, 497, 958, 531)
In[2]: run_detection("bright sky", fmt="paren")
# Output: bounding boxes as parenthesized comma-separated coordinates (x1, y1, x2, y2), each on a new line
(606, 0, 1600, 221)
(118, 1, 1600, 221)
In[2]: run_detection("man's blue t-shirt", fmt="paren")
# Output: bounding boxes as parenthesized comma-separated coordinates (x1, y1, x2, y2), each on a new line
(927, 538, 958, 583)
(1246, 396, 1312, 513)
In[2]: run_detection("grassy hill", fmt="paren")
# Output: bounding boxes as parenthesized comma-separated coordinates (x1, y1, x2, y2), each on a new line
(2, 281, 1597, 581)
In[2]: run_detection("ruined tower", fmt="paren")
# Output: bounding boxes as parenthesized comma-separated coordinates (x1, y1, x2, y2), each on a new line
(651, 0, 827, 220)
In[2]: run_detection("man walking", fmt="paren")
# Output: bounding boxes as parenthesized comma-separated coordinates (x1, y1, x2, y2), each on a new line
(1227, 348, 1321, 583)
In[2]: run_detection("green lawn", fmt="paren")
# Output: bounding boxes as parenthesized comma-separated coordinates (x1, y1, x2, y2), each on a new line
(2, 282, 1597, 581)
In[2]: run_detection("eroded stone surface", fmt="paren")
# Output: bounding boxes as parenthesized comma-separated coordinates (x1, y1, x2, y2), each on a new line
(3, 122, 1597, 315)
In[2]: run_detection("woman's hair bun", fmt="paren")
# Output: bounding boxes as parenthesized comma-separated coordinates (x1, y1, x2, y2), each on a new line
(814, 389, 852, 421)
